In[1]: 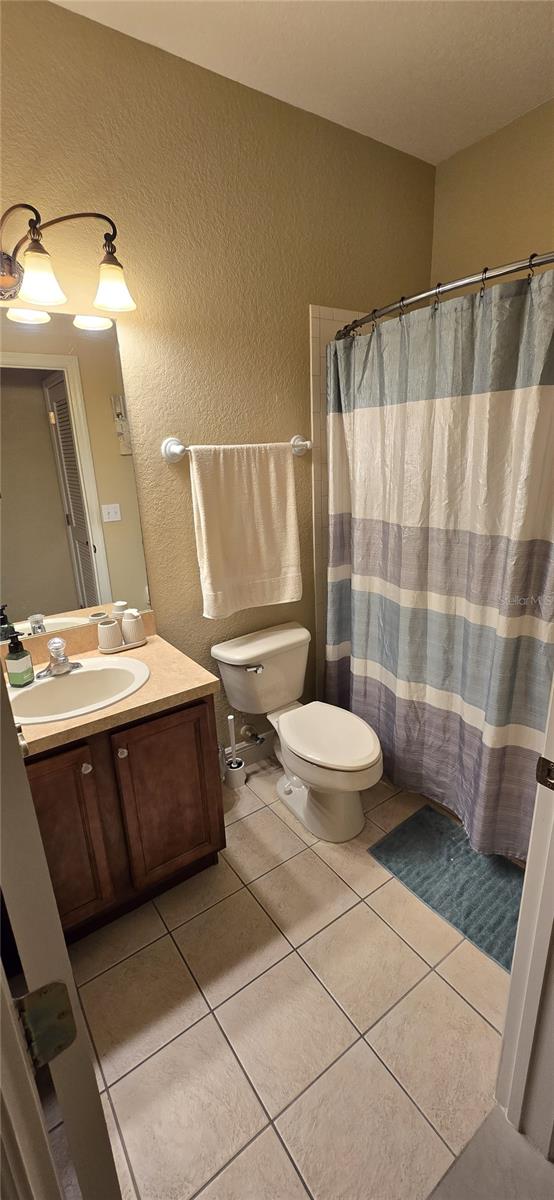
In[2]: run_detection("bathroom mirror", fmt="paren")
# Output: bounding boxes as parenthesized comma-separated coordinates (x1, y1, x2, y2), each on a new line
(0, 311, 149, 636)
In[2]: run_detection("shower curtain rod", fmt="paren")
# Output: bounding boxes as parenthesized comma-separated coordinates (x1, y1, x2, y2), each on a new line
(335, 250, 554, 339)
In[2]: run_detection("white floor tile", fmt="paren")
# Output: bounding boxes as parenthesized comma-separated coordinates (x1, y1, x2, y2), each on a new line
(370, 790, 427, 832)
(222, 807, 304, 883)
(197, 1128, 309, 1198)
(367, 973, 500, 1154)
(250, 848, 358, 947)
(111, 1016, 266, 1200)
(437, 940, 510, 1032)
(312, 819, 389, 896)
(276, 1040, 452, 1200)
(154, 858, 242, 930)
(217, 954, 357, 1115)
(173, 887, 290, 1007)
(222, 782, 265, 826)
(70, 903, 165, 985)
(367, 878, 463, 965)
(300, 904, 428, 1031)
(81, 936, 207, 1085)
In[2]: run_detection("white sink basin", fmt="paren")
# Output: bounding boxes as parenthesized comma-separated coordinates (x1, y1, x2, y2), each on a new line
(9, 657, 150, 724)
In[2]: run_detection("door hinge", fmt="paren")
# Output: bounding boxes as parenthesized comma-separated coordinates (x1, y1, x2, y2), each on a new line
(48, 410, 56, 425)
(15, 981, 77, 1071)
(536, 756, 554, 791)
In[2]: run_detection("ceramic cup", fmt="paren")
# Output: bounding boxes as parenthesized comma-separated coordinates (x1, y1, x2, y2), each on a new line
(98, 617, 123, 651)
(112, 600, 127, 634)
(121, 609, 145, 644)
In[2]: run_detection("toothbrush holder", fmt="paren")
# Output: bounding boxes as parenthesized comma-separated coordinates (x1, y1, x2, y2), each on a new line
(98, 618, 123, 651)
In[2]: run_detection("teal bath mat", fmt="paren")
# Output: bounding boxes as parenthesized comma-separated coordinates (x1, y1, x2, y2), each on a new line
(370, 806, 523, 970)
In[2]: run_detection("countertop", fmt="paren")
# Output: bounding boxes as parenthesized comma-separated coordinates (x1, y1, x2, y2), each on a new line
(14, 635, 220, 756)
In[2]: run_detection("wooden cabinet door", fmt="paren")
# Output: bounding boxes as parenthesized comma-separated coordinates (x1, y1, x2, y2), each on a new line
(27, 745, 114, 928)
(111, 703, 224, 889)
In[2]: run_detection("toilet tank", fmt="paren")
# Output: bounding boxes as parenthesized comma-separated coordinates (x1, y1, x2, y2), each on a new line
(211, 623, 311, 714)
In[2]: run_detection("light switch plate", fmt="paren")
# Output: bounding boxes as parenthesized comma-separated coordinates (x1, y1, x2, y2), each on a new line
(102, 503, 121, 522)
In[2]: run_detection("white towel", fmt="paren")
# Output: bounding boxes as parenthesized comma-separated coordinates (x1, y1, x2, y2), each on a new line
(189, 443, 302, 619)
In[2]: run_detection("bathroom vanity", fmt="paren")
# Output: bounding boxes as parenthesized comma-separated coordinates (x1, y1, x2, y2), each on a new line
(16, 636, 225, 936)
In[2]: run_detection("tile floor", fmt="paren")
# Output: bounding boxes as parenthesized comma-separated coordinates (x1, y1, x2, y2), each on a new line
(59, 761, 510, 1200)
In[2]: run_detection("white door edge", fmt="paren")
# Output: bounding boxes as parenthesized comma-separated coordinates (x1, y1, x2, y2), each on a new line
(1, 965, 64, 1200)
(496, 680, 554, 1156)
(0, 679, 122, 1198)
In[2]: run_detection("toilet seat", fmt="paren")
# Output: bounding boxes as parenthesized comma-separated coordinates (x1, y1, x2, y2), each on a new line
(278, 701, 381, 772)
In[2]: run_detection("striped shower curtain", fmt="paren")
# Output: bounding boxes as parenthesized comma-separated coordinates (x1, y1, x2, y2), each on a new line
(326, 273, 554, 859)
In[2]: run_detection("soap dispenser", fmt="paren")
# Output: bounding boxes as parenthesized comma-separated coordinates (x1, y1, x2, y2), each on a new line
(5, 633, 34, 688)
(0, 604, 16, 642)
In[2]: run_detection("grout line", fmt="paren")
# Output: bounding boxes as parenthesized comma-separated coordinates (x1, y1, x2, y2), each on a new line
(77, 996, 144, 1200)
(221, 840, 307, 887)
(188, 1128, 272, 1200)
(94, 1009, 212, 1091)
(271, 1125, 317, 1200)
(432, 967, 504, 1037)
(365, 1039, 457, 1158)
(75, 929, 168, 988)
(272, 1034, 363, 1125)
(362, 895, 464, 967)
(361, 965, 434, 1036)
(104, 1081, 143, 1200)
(154, 884, 245, 936)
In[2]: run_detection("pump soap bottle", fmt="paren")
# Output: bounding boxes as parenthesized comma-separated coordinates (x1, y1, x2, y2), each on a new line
(6, 634, 35, 688)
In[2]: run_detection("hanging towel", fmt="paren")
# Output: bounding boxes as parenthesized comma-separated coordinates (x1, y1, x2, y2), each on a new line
(188, 443, 302, 619)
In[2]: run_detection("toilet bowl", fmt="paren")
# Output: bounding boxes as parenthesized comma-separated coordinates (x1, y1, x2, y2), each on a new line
(211, 623, 383, 843)
(271, 701, 382, 841)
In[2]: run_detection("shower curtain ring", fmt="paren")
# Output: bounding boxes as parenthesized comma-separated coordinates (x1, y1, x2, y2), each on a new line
(527, 252, 537, 285)
(399, 296, 406, 320)
(371, 308, 378, 333)
(433, 282, 442, 313)
(479, 267, 488, 300)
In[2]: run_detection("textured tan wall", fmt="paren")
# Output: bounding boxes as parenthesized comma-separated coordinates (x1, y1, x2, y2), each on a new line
(1, 1, 435, 735)
(1, 312, 150, 610)
(1, 368, 80, 618)
(432, 101, 554, 282)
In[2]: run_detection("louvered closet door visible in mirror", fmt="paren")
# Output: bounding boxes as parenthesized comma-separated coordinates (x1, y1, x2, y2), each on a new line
(0, 310, 150, 637)
(43, 371, 98, 608)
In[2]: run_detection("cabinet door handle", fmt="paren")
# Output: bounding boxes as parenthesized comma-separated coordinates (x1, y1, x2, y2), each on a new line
(81, 762, 93, 775)
(117, 747, 129, 759)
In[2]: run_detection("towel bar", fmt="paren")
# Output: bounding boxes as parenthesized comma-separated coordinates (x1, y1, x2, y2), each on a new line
(161, 434, 312, 463)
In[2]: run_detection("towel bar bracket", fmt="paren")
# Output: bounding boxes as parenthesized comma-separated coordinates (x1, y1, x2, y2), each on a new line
(161, 435, 312, 463)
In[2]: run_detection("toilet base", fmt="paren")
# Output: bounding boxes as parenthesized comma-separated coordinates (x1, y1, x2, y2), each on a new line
(276, 772, 365, 843)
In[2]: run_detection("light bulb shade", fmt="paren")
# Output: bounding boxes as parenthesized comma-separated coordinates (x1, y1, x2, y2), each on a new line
(6, 307, 51, 324)
(93, 251, 136, 312)
(73, 314, 113, 330)
(18, 241, 67, 306)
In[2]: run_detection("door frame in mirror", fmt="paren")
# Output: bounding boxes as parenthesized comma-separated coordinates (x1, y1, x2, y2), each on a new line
(1, 351, 112, 606)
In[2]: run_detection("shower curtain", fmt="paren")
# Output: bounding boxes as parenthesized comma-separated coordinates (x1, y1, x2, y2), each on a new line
(326, 273, 554, 859)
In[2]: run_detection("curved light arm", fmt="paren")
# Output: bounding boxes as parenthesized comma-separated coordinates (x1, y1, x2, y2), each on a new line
(11, 211, 118, 261)
(0, 203, 42, 253)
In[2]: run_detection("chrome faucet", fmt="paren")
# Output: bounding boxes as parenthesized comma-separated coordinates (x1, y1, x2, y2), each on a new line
(28, 613, 47, 635)
(36, 637, 82, 679)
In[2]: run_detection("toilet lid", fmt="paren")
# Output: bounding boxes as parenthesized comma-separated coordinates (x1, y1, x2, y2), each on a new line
(279, 702, 381, 771)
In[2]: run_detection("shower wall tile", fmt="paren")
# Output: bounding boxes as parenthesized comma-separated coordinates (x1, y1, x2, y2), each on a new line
(309, 304, 359, 699)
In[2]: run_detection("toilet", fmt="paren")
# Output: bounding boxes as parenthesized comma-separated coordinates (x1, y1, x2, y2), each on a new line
(211, 622, 383, 842)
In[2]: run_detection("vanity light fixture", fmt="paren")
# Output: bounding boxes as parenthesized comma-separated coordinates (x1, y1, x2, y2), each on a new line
(73, 314, 113, 331)
(0, 203, 136, 312)
(6, 307, 51, 324)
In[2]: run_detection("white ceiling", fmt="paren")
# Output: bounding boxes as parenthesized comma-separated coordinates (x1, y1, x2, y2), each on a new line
(54, 1, 553, 164)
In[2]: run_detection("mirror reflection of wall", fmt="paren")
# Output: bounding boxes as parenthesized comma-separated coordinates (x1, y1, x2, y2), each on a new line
(1, 312, 149, 633)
